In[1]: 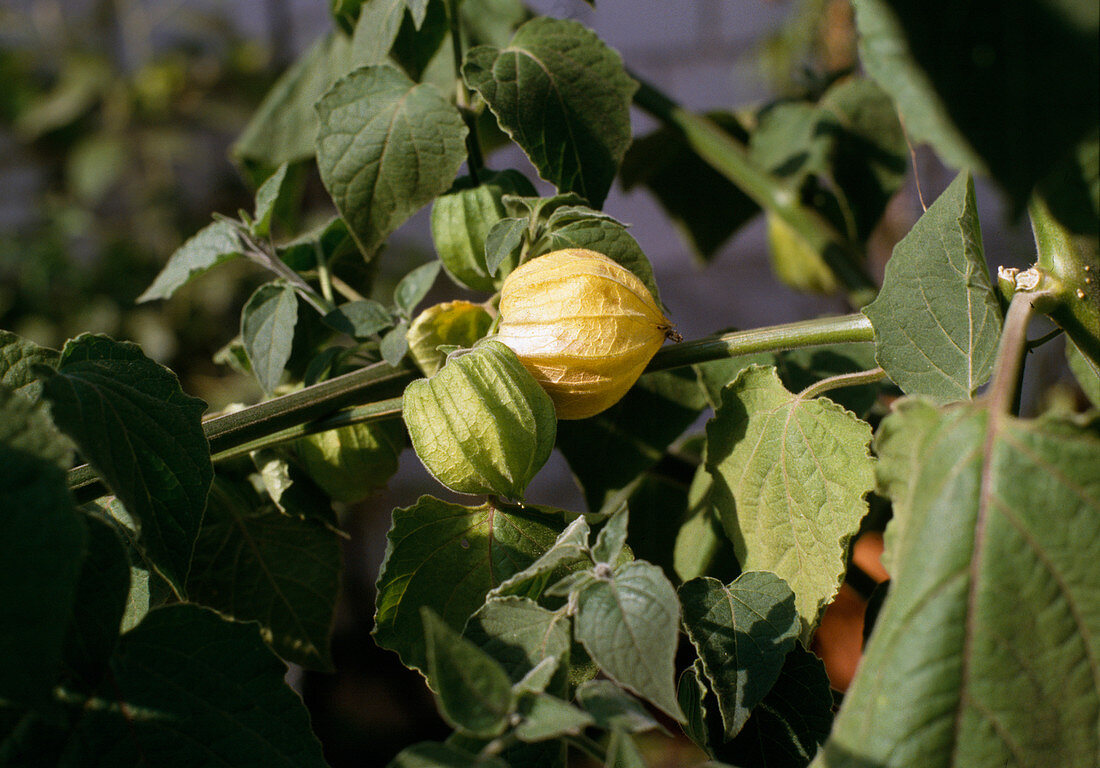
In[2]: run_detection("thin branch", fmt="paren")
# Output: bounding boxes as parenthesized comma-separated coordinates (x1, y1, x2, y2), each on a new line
(798, 366, 886, 400)
(330, 275, 367, 303)
(235, 227, 334, 315)
(447, 0, 483, 183)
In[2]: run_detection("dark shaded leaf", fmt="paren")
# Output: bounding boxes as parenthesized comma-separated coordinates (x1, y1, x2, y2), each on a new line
(622, 112, 759, 261)
(679, 572, 800, 738)
(65, 605, 327, 766)
(0, 449, 86, 705)
(373, 496, 565, 673)
(61, 513, 129, 688)
(853, 0, 1099, 209)
(0, 330, 58, 400)
(558, 369, 706, 514)
(39, 335, 211, 597)
(187, 476, 341, 671)
(720, 646, 834, 768)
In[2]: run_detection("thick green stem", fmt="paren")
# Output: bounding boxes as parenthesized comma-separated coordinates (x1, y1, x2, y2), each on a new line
(646, 313, 874, 372)
(69, 360, 417, 503)
(1027, 196, 1100, 366)
(204, 359, 416, 454)
(68, 314, 874, 501)
(210, 398, 404, 464)
(631, 76, 878, 306)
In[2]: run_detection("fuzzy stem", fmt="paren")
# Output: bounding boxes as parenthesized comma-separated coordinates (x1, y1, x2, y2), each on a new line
(986, 292, 1035, 418)
(798, 366, 886, 400)
(235, 226, 335, 315)
(314, 240, 335, 305)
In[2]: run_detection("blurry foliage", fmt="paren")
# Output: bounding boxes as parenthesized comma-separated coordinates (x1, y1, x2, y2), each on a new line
(0, 1, 286, 404)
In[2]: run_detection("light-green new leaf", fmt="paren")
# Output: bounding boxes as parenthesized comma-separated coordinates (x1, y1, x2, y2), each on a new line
(705, 366, 874, 642)
(241, 282, 299, 395)
(463, 17, 637, 208)
(137, 220, 242, 303)
(316, 65, 468, 257)
(251, 162, 292, 238)
(816, 407, 1100, 768)
(863, 172, 1002, 403)
(574, 561, 685, 722)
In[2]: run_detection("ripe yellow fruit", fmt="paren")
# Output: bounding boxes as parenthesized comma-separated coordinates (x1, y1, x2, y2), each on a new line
(494, 248, 678, 419)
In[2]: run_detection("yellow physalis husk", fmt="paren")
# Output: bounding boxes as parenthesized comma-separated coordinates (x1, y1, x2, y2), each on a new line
(493, 248, 677, 419)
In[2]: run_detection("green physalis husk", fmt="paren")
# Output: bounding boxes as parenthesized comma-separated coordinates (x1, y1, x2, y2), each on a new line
(295, 420, 405, 503)
(402, 339, 556, 498)
(406, 300, 494, 377)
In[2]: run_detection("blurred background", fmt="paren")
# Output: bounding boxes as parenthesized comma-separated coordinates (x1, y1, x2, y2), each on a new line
(0, 1, 1065, 765)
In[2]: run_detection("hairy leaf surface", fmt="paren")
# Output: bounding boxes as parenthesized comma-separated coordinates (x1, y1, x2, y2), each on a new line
(463, 17, 637, 207)
(863, 172, 1002, 402)
(706, 366, 874, 640)
(39, 335, 211, 597)
(316, 65, 467, 256)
